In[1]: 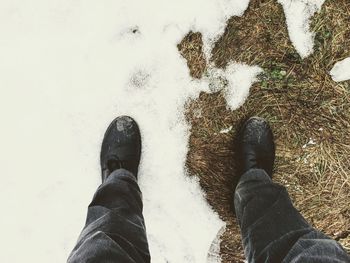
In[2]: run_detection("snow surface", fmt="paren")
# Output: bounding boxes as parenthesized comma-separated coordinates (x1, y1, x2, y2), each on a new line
(0, 0, 329, 262)
(278, 0, 325, 58)
(330, 57, 350, 82)
(216, 64, 263, 110)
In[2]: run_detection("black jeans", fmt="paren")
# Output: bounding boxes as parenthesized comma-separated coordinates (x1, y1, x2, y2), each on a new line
(68, 169, 150, 263)
(68, 168, 349, 262)
(235, 169, 349, 263)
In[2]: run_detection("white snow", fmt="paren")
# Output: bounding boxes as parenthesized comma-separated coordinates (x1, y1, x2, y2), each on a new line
(302, 138, 317, 149)
(221, 64, 263, 110)
(330, 57, 350, 82)
(203, 63, 262, 110)
(207, 226, 226, 263)
(278, 0, 325, 58)
(220, 126, 233, 134)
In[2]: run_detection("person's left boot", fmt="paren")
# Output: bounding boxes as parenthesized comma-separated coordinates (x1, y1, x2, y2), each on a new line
(100, 116, 141, 182)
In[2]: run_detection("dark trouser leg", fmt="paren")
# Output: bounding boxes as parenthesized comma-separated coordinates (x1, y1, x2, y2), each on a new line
(234, 168, 349, 263)
(68, 169, 150, 263)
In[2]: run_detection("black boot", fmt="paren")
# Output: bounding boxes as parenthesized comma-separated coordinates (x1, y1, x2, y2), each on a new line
(100, 116, 141, 182)
(238, 117, 275, 177)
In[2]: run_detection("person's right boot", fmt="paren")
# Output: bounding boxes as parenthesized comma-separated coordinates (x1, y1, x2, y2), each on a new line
(238, 117, 275, 177)
(100, 116, 141, 182)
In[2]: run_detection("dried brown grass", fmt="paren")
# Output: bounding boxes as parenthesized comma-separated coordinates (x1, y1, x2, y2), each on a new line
(178, 0, 350, 262)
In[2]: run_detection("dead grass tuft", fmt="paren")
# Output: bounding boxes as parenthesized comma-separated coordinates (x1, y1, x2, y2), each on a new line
(177, 31, 207, 78)
(179, 0, 350, 261)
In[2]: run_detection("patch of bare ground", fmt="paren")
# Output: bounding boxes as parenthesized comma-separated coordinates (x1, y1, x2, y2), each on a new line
(178, 0, 350, 262)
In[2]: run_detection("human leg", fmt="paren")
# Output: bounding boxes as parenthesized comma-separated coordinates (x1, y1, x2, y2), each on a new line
(68, 116, 150, 263)
(234, 117, 349, 263)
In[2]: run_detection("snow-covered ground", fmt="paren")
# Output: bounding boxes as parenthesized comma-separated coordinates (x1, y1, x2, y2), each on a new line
(331, 57, 350, 82)
(278, 0, 325, 58)
(0, 0, 342, 262)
